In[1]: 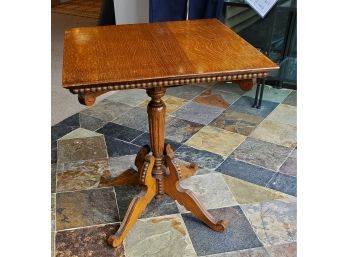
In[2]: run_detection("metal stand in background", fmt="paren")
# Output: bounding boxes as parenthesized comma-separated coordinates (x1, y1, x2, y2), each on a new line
(252, 78, 265, 109)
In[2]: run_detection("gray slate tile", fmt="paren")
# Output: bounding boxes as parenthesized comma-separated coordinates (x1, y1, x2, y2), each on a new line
(172, 102, 223, 125)
(216, 157, 276, 188)
(175, 145, 225, 170)
(229, 96, 278, 118)
(182, 206, 262, 256)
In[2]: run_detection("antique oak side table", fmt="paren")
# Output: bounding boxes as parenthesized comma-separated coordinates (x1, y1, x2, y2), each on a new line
(62, 19, 278, 248)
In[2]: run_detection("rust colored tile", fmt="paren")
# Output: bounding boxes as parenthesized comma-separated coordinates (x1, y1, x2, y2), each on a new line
(55, 224, 125, 257)
(193, 89, 240, 109)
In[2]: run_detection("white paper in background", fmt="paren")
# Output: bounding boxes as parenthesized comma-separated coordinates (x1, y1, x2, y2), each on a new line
(245, 0, 278, 18)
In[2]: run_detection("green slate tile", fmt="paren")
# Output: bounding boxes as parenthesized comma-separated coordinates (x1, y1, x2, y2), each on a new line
(266, 104, 297, 126)
(124, 214, 196, 257)
(55, 224, 125, 257)
(241, 199, 297, 247)
(250, 120, 297, 148)
(178, 173, 238, 212)
(80, 100, 133, 122)
(282, 91, 297, 106)
(79, 113, 107, 131)
(223, 175, 295, 205)
(112, 107, 149, 132)
(107, 88, 150, 106)
(56, 188, 119, 230)
(244, 85, 292, 103)
(231, 138, 292, 171)
(266, 242, 297, 257)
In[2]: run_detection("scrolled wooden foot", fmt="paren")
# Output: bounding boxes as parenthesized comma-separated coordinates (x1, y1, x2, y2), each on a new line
(163, 145, 228, 232)
(107, 155, 156, 247)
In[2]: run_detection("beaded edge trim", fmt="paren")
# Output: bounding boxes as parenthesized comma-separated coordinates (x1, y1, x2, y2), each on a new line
(69, 72, 268, 94)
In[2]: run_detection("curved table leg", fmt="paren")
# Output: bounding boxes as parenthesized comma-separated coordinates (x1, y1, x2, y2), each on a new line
(163, 145, 228, 232)
(108, 155, 156, 247)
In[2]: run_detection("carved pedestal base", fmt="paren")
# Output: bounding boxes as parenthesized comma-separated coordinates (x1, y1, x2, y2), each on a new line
(100, 144, 228, 248)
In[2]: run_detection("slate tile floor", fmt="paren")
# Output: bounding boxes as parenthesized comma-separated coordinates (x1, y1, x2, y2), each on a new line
(52, 83, 297, 257)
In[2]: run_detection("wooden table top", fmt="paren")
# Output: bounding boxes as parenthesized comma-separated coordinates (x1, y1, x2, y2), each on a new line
(62, 19, 278, 93)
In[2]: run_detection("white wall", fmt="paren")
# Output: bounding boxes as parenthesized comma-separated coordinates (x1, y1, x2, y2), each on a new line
(114, 0, 149, 25)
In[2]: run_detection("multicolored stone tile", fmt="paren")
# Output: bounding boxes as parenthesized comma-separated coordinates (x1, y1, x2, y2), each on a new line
(107, 88, 149, 106)
(51, 163, 56, 193)
(112, 106, 149, 132)
(55, 224, 125, 257)
(52, 232, 55, 257)
(266, 104, 297, 126)
(59, 127, 102, 140)
(290, 148, 297, 158)
(79, 113, 107, 131)
(217, 157, 276, 188)
(268, 172, 297, 196)
(52, 194, 56, 231)
(192, 88, 240, 109)
(56, 158, 111, 192)
(203, 247, 269, 257)
(80, 100, 132, 122)
(115, 185, 179, 219)
(250, 120, 297, 148)
(185, 126, 246, 158)
(211, 82, 245, 95)
(52, 141, 57, 164)
(103, 136, 140, 157)
(175, 145, 225, 170)
(56, 188, 119, 230)
(279, 157, 297, 177)
(108, 154, 137, 177)
(139, 95, 188, 113)
(210, 110, 264, 136)
(172, 102, 223, 125)
(229, 96, 278, 118)
(124, 214, 196, 257)
(182, 206, 262, 256)
(244, 85, 292, 103)
(241, 199, 297, 247)
(131, 132, 182, 151)
(178, 173, 237, 212)
(97, 122, 143, 142)
(57, 135, 108, 164)
(165, 117, 204, 143)
(51, 113, 80, 141)
(266, 242, 297, 257)
(231, 137, 292, 171)
(166, 84, 206, 100)
(282, 91, 297, 106)
(223, 175, 294, 204)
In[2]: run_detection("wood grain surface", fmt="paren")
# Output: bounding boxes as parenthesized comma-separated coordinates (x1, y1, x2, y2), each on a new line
(62, 19, 278, 90)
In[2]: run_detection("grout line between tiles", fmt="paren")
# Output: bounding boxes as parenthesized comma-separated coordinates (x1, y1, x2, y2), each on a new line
(56, 221, 121, 233)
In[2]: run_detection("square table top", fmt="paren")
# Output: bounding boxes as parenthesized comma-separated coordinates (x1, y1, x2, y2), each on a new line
(62, 19, 278, 92)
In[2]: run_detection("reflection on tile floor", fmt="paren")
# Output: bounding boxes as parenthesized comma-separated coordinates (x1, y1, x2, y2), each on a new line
(52, 83, 297, 256)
